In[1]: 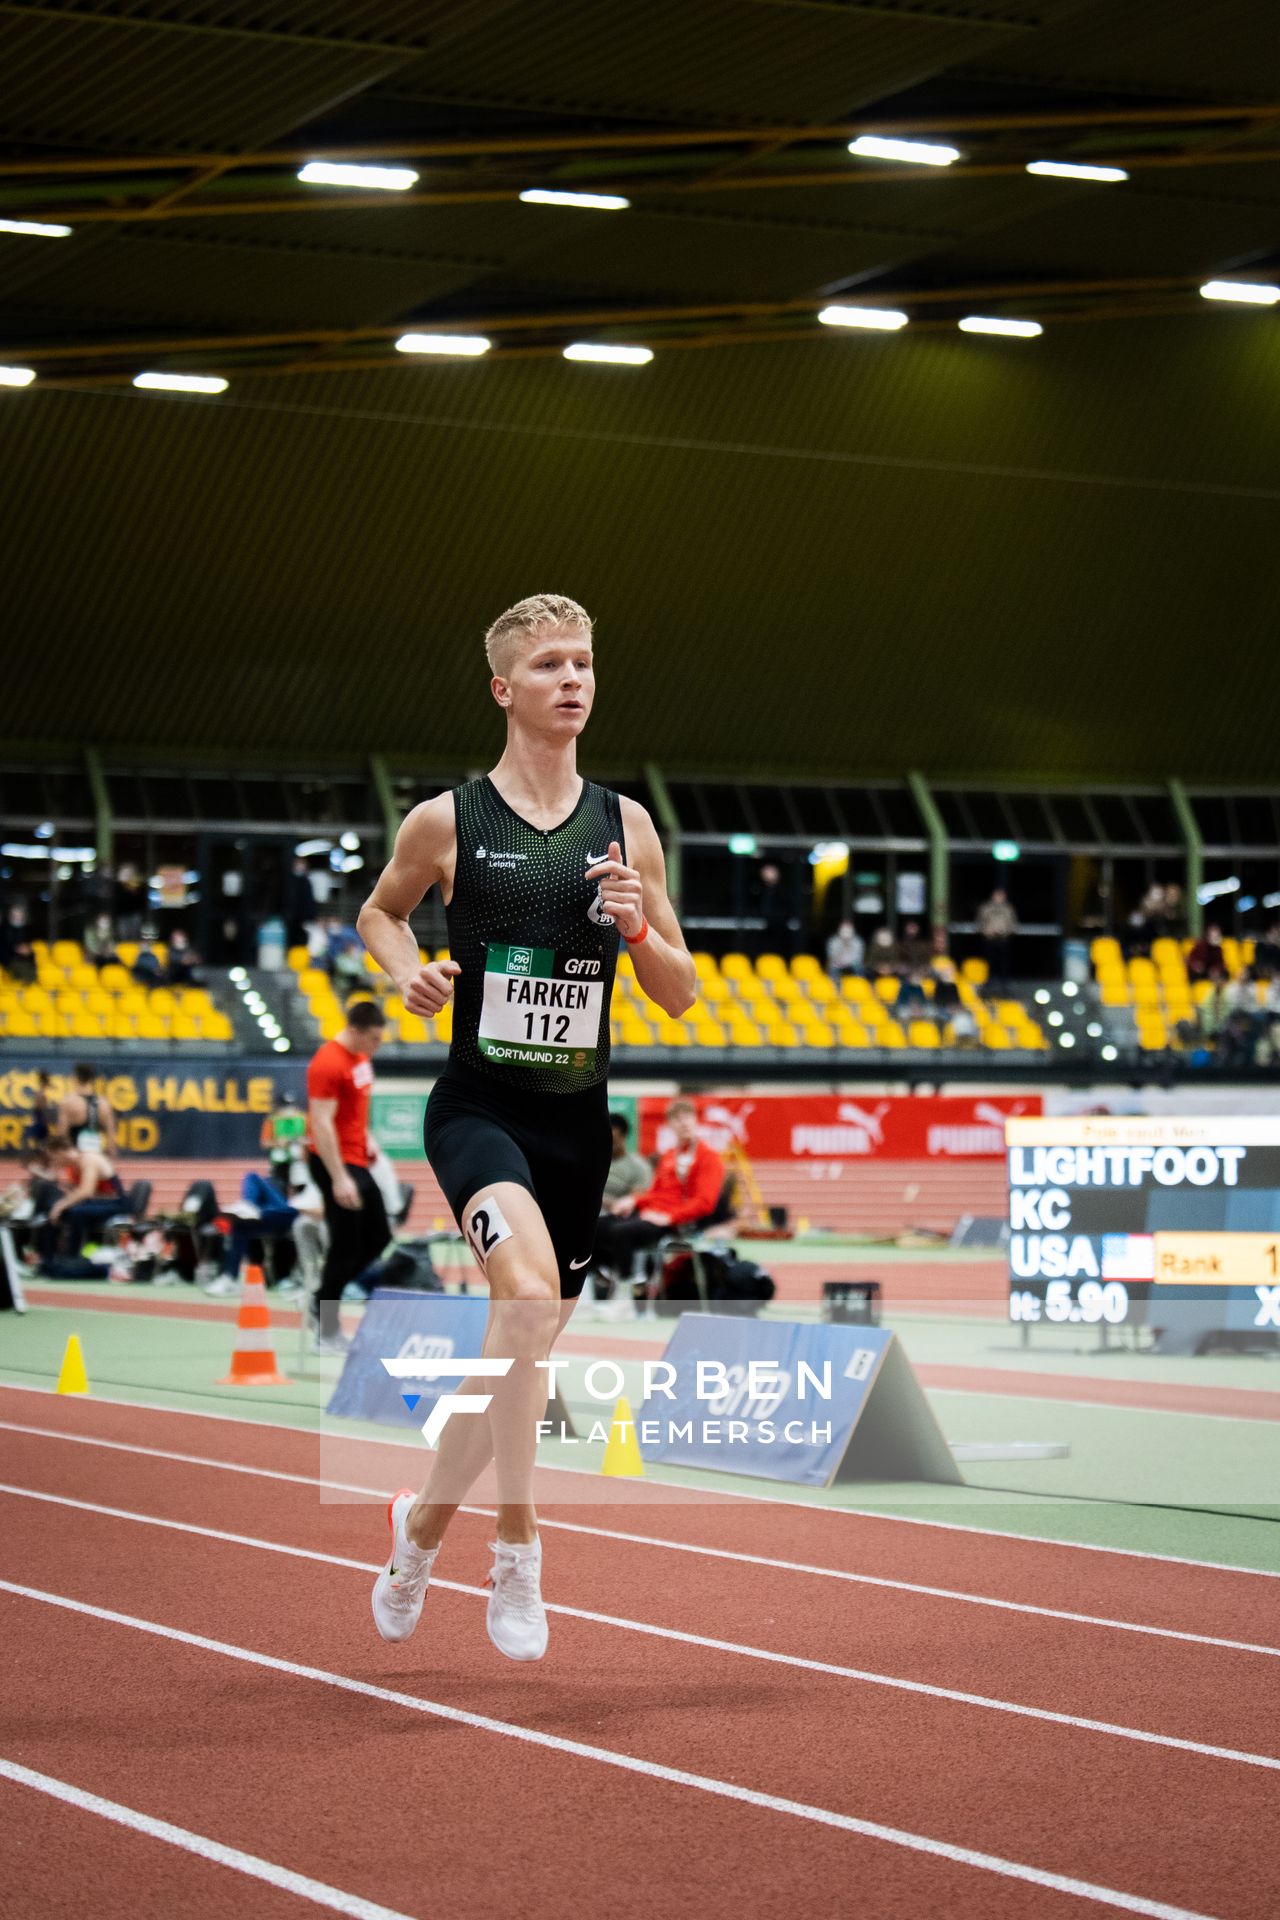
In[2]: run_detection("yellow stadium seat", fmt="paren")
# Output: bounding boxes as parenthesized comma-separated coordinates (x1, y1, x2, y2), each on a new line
(701, 975, 730, 1004)
(728, 1020, 762, 1047)
(100, 964, 130, 990)
(299, 968, 329, 995)
(1090, 937, 1122, 966)
(149, 987, 176, 1012)
(399, 1013, 428, 1043)
(961, 957, 989, 986)
(770, 974, 800, 1002)
(879, 1021, 906, 1047)
(55, 990, 80, 1015)
(288, 945, 310, 972)
(206, 1012, 234, 1041)
(4, 1011, 37, 1037)
(70, 1013, 105, 1039)
(1100, 983, 1130, 1008)
(170, 1013, 199, 1040)
(765, 1022, 800, 1047)
(994, 1000, 1024, 1024)
(734, 973, 766, 1002)
(790, 955, 821, 981)
(805, 1023, 837, 1047)
(695, 1020, 727, 1047)
(433, 948, 451, 964)
(757, 954, 787, 981)
(1150, 938, 1181, 966)
(21, 986, 50, 1011)
(874, 975, 900, 1004)
(720, 953, 752, 981)
(51, 940, 81, 969)
(137, 1013, 170, 1040)
(69, 964, 98, 990)
(840, 974, 871, 1001)
(807, 975, 836, 1004)
(839, 1023, 871, 1048)
(615, 950, 635, 979)
(860, 997, 886, 1027)
(1220, 938, 1242, 978)
(658, 1020, 690, 1046)
(1128, 957, 1157, 983)
(908, 1020, 940, 1048)
(115, 942, 139, 967)
(691, 952, 717, 979)
(364, 949, 382, 973)
(982, 1026, 1011, 1049)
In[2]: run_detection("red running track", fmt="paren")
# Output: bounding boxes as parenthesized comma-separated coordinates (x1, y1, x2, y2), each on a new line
(0, 1387, 1278, 1919)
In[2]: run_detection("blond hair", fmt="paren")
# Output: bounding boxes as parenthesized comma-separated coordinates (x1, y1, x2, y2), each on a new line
(484, 593, 592, 677)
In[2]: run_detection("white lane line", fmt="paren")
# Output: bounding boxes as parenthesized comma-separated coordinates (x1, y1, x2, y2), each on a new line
(2, 1482, 1277, 1774)
(927, 1386, 1280, 1427)
(2, 1422, 1277, 1657)
(0, 1758, 419, 1920)
(0, 1579, 1224, 1920)
(1, 1384, 1278, 1581)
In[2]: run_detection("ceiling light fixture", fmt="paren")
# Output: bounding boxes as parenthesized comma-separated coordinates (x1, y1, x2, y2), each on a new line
(563, 343, 653, 365)
(395, 332, 491, 357)
(133, 372, 228, 394)
(0, 365, 36, 388)
(958, 316, 1043, 338)
(0, 218, 72, 238)
(848, 135, 960, 168)
(1199, 279, 1280, 306)
(817, 304, 908, 332)
(298, 161, 417, 192)
(519, 189, 630, 210)
(1026, 160, 1128, 183)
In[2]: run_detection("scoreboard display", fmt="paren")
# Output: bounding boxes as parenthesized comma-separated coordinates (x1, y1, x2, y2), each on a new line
(1006, 1116, 1280, 1331)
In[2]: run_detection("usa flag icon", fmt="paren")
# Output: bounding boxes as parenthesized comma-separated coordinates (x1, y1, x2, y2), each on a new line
(1101, 1233, 1156, 1280)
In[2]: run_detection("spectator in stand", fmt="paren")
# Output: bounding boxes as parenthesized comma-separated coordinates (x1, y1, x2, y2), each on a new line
(166, 927, 203, 986)
(1255, 922, 1280, 979)
(1197, 979, 1229, 1045)
(867, 926, 899, 976)
(897, 969, 929, 1017)
(325, 916, 367, 995)
(1162, 883, 1184, 937)
(82, 911, 118, 966)
(285, 856, 319, 951)
(113, 864, 147, 940)
(132, 936, 164, 986)
(57, 1062, 118, 1155)
(753, 861, 792, 960)
(602, 1112, 652, 1210)
(0, 902, 37, 983)
(948, 1003, 980, 1048)
(824, 918, 864, 980)
(593, 1099, 725, 1285)
(261, 1091, 307, 1193)
(976, 887, 1018, 996)
(897, 919, 933, 975)
(1187, 923, 1227, 982)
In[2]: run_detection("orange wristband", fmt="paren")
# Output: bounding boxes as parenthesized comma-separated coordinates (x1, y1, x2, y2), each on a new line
(624, 916, 649, 946)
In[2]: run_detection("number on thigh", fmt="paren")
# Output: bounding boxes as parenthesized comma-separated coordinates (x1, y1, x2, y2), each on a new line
(460, 1182, 559, 1293)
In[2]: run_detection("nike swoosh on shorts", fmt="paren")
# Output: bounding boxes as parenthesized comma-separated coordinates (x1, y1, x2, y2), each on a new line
(569, 1255, 592, 1270)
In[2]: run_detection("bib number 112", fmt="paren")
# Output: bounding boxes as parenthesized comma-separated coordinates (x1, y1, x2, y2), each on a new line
(524, 1012, 571, 1043)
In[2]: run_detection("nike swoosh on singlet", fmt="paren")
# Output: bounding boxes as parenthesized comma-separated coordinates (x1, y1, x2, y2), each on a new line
(569, 1256, 592, 1270)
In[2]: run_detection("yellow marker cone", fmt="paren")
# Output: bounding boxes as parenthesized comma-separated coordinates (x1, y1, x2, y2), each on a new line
(601, 1395, 644, 1477)
(56, 1334, 89, 1396)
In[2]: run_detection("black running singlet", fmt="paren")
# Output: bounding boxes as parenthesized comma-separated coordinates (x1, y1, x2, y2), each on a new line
(444, 776, 625, 1095)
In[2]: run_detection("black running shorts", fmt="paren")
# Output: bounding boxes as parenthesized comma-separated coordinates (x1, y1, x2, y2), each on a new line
(425, 1070, 613, 1297)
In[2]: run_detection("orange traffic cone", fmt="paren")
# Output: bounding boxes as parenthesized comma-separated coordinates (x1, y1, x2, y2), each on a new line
(218, 1263, 290, 1386)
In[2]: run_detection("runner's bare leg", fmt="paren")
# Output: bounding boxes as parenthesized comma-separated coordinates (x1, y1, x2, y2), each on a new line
(406, 1182, 569, 1550)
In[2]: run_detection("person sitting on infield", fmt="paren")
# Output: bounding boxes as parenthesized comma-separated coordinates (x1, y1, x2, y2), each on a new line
(593, 1098, 725, 1285)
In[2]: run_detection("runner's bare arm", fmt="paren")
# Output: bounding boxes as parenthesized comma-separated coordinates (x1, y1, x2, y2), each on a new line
(589, 798, 695, 1018)
(357, 794, 460, 1014)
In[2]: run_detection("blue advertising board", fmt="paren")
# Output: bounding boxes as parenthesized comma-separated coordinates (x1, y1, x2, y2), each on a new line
(326, 1291, 490, 1430)
(636, 1313, 960, 1487)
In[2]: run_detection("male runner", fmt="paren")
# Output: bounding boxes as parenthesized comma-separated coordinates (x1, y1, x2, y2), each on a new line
(357, 593, 694, 1660)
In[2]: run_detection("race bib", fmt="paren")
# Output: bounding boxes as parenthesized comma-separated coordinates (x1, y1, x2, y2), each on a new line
(479, 943, 603, 1070)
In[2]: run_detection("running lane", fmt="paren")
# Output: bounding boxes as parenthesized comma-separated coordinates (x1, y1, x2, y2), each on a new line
(0, 1494, 1276, 1919)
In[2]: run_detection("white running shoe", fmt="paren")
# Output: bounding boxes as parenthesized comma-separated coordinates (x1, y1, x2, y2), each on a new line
(486, 1537, 548, 1662)
(371, 1490, 437, 1643)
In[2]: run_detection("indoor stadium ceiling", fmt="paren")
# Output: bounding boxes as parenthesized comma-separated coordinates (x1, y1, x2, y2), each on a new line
(2, 0, 1280, 784)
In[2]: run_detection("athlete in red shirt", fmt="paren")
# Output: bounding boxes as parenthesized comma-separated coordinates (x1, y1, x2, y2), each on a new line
(306, 999, 389, 1351)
